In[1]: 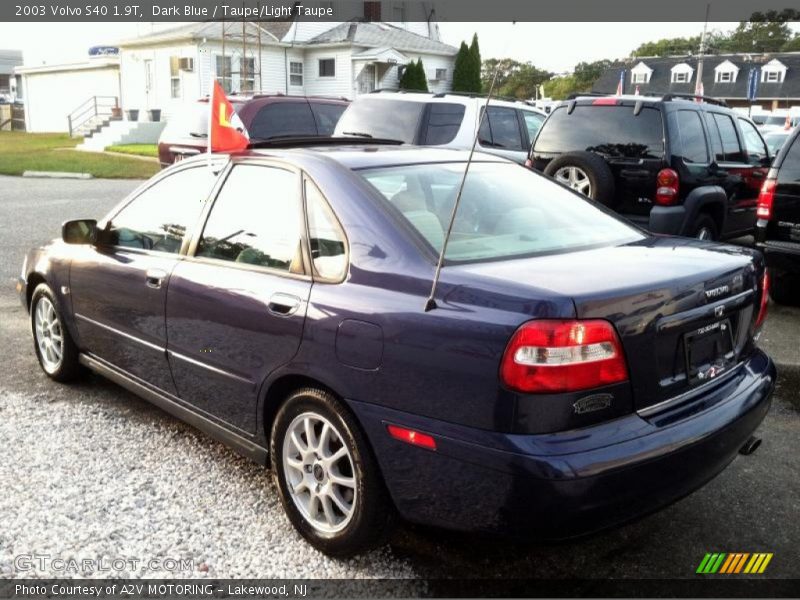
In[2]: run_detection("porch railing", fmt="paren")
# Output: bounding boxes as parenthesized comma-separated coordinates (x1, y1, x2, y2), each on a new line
(67, 96, 119, 137)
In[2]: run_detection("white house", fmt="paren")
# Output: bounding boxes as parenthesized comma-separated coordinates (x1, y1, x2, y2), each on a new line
(15, 6, 457, 134)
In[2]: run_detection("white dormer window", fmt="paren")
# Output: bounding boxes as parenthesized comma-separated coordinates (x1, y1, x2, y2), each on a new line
(714, 59, 740, 83)
(631, 61, 653, 84)
(671, 63, 694, 83)
(761, 59, 787, 83)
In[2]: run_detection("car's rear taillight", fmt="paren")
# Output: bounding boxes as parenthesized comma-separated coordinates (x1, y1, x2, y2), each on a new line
(755, 270, 770, 330)
(500, 320, 628, 394)
(654, 168, 680, 206)
(757, 179, 776, 220)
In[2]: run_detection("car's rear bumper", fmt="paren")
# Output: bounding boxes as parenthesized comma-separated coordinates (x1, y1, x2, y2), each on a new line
(755, 237, 800, 274)
(347, 349, 775, 539)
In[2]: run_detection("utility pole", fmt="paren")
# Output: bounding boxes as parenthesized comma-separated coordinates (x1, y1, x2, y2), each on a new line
(695, 3, 711, 100)
(242, 2, 247, 93)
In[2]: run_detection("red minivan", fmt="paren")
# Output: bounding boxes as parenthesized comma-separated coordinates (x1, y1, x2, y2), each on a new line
(157, 94, 349, 167)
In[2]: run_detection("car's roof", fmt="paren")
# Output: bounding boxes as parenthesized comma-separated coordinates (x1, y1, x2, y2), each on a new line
(181, 145, 508, 171)
(356, 91, 546, 114)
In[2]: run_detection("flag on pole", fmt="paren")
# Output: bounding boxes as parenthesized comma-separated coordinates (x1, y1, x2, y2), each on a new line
(615, 70, 625, 96)
(694, 80, 704, 103)
(634, 85, 640, 96)
(208, 80, 249, 155)
(784, 113, 792, 130)
(747, 68, 760, 102)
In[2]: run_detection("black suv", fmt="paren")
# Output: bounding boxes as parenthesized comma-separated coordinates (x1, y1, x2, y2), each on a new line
(527, 94, 771, 241)
(755, 126, 800, 305)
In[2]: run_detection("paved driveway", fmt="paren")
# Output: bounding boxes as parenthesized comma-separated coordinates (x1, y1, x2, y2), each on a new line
(0, 175, 798, 584)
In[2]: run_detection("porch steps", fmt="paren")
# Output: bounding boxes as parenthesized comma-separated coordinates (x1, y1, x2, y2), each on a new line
(76, 120, 166, 151)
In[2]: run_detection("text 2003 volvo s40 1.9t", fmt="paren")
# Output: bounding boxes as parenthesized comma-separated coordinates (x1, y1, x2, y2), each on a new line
(19, 144, 775, 556)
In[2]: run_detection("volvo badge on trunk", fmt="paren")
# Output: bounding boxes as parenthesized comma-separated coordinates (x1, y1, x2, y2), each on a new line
(573, 394, 613, 415)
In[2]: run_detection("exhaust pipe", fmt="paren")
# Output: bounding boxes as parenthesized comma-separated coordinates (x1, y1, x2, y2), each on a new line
(739, 436, 762, 456)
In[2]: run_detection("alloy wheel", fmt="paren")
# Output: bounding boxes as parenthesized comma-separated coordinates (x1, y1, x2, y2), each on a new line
(282, 412, 357, 534)
(34, 297, 63, 374)
(554, 166, 592, 196)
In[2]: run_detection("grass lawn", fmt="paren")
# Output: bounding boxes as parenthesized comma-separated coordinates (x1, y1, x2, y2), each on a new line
(105, 144, 159, 158)
(0, 132, 159, 179)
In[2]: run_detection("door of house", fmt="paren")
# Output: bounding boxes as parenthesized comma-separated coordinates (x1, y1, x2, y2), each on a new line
(357, 64, 376, 94)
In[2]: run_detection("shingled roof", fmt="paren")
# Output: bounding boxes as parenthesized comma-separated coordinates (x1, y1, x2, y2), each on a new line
(593, 52, 800, 100)
(119, 21, 291, 47)
(307, 21, 457, 56)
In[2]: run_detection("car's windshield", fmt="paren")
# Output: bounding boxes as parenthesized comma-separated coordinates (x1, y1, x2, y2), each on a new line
(334, 98, 426, 143)
(359, 162, 643, 263)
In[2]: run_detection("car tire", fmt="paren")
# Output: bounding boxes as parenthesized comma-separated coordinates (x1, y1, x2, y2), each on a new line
(769, 269, 800, 306)
(270, 387, 394, 557)
(543, 151, 616, 206)
(30, 283, 81, 382)
(689, 214, 719, 241)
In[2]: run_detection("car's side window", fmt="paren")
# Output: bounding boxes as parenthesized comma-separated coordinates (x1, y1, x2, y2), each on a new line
(196, 164, 304, 273)
(738, 118, 769, 165)
(108, 167, 215, 254)
(479, 107, 524, 150)
(712, 113, 745, 162)
(521, 110, 544, 144)
(673, 110, 709, 164)
(703, 112, 724, 162)
(305, 179, 347, 281)
(309, 102, 346, 135)
(423, 103, 466, 145)
(249, 102, 317, 139)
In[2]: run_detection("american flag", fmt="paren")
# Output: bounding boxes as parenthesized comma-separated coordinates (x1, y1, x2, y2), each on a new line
(615, 70, 625, 96)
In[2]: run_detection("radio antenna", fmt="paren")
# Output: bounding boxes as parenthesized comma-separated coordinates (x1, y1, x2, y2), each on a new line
(424, 24, 514, 312)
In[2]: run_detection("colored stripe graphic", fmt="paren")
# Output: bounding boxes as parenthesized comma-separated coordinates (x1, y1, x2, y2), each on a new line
(697, 553, 772, 574)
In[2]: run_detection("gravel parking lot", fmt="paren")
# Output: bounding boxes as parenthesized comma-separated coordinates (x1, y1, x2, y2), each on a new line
(0, 175, 798, 583)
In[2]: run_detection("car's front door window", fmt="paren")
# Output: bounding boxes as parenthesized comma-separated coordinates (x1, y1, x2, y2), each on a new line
(108, 167, 216, 253)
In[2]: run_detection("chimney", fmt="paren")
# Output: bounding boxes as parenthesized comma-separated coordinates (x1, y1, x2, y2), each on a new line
(363, 1, 382, 22)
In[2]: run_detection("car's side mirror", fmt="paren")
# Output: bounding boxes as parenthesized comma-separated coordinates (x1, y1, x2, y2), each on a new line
(62, 219, 97, 245)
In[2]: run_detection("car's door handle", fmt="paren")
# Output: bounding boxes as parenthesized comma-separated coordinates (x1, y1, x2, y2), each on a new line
(268, 293, 302, 316)
(145, 268, 167, 289)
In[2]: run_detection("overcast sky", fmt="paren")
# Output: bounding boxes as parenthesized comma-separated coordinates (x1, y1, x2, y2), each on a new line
(0, 21, 794, 72)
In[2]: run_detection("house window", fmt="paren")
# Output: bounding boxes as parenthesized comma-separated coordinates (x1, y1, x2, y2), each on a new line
(169, 56, 181, 99)
(764, 70, 782, 83)
(319, 58, 335, 78)
(240, 57, 255, 92)
(717, 71, 733, 83)
(435, 68, 447, 80)
(672, 72, 690, 83)
(216, 55, 232, 93)
(632, 72, 648, 84)
(290, 61, 303, 86)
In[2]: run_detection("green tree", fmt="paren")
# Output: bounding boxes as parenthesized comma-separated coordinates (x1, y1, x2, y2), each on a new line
(782, 34, 800, 51)
(632, 36, 702, 57)
(399, 59, 428, 92)
(468, 33, 482, 92)
(481, 58, 551, 99)
(413, 59, 429, 92)
(719, 11, 797, 53)
(573, 59, 612, 90)
(452, 41, 472, 91)
(543, 75, 581, 100)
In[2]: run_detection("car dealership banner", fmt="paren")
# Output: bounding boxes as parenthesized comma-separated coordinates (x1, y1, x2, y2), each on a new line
(3, 0, 800, 22)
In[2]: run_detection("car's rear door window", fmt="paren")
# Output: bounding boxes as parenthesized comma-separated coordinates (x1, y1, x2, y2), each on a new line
(109, 167, 216, 253)
(711, 113, 744, 162)
(704, 112, 724, 161)
(533, 105, 664, 159)
(305, 179, 347, 281)
(479, 106, 524, 150)
(309, 102, 346, 135)
(196, 165, 304, 273)
(249, 102, 317, 139)
(672, 110, 708, 164)
(360, 162, 643, 262)
(521, 110, 545, 144)
(422, 103, 465, 145)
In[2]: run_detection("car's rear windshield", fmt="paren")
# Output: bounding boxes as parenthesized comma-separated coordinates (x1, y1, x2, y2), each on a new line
(159, 102, 240, 139)
(359, 162, 643, 263)
(534, 104, 664, 159)
(334, 98, 425, 143)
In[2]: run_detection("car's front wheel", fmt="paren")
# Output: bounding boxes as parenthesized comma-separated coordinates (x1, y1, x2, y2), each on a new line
(30, 283, 81, 382)
(270, 387, 394, 556)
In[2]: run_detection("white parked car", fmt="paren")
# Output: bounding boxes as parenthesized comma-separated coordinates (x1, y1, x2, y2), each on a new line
(334, 91, 548, 164)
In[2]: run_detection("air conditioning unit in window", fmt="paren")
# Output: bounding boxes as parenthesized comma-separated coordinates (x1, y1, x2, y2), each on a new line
(179, 57, 194, 71)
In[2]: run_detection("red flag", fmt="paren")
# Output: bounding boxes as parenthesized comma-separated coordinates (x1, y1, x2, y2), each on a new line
(209, 80, 249, 152)
(695, 80, 704, 103)
(634, 85, 640, 96)
(784, 113, 792, 130)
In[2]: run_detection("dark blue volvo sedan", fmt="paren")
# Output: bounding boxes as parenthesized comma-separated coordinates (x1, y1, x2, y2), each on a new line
(19, 144, 775, 556)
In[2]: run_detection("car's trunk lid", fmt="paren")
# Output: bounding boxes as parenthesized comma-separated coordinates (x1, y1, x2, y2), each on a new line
(449, 238, 761, 411)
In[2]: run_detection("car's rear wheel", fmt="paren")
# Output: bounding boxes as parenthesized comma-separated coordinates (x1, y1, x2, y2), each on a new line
(270, 387, 393, 556)
(769, 269, 800, 306)
(543, 151, 616, 206)
(31, 283, 81, 382)
(690, 214, 719, 241)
